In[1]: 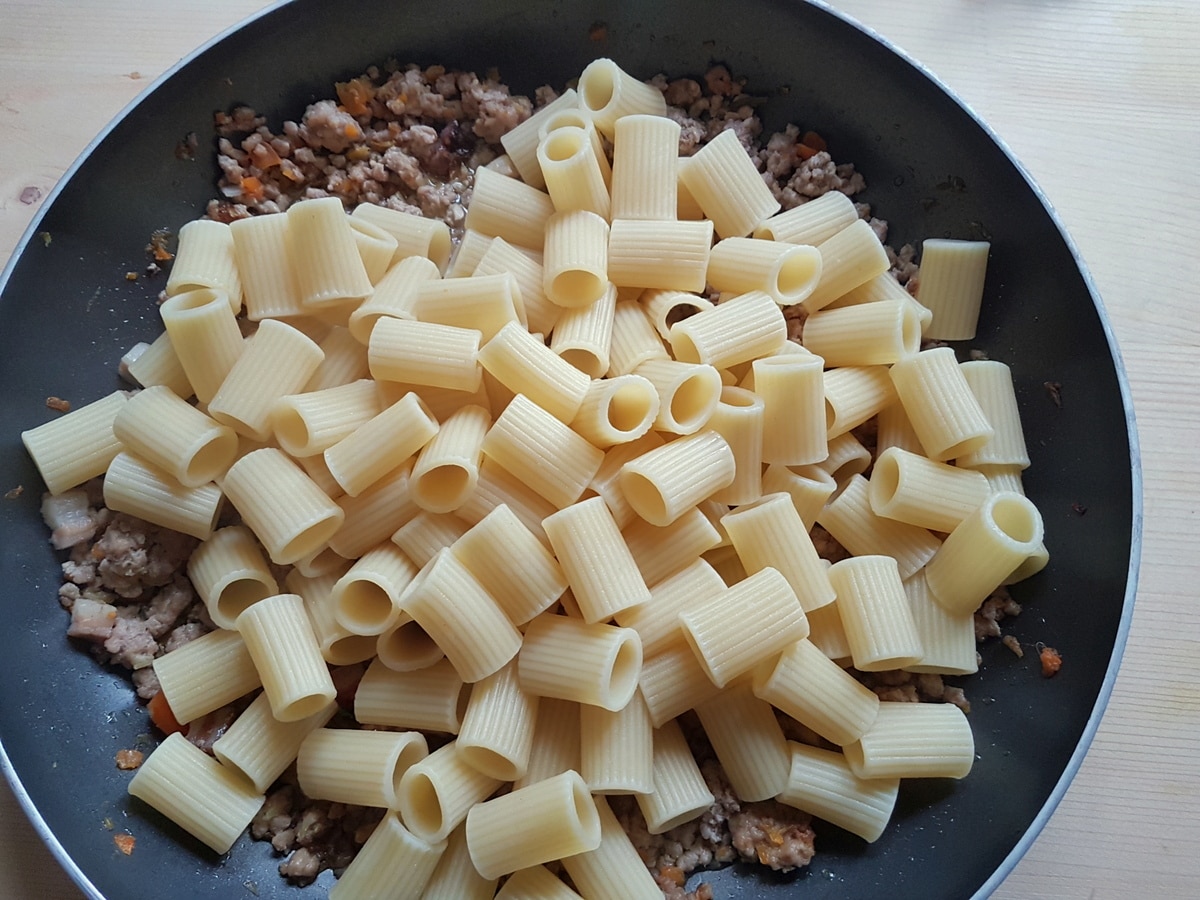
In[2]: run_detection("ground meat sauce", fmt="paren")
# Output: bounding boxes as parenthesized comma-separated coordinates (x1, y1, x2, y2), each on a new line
(39, 62, 1026, 897)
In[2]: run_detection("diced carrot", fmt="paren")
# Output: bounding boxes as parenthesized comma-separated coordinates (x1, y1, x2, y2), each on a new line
(1039, 645, 1063, 678)
(335, 77, 373, 117)
(800, 130, 827, 151)
(796, 143, 820, 161)
(113, 833, 136, 856)
(343, 122, 362, 140)
(147, 690, 186, 737)
(240, 175, 264, 202)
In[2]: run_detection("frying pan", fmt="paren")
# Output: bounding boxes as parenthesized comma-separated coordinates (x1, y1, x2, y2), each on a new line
(0, 1, 1140, 897)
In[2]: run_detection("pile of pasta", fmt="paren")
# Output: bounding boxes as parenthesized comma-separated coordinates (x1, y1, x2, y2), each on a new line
(22, 58, 1049, 898)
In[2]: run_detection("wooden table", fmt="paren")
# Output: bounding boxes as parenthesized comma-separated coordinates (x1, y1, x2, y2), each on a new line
(1, 2, 1194, 897)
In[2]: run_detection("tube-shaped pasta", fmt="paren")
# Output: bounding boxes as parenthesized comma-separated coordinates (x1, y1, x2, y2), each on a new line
(465, 165, 555, 250)
(446, 229, 493, 278)
(748, 353, 827, 466)
(823, 365, 897, 439)
(549, 281, 616, 380)
(348, 216, 400, 284)
(607, 298, 670, 376)
(802, 300, 921, 367)
(208, 319, 325, 440)
(187, 525, 278, 629)
(607, 219, 714, 293)
(230, 213, 305, 320)
(166, 219, 242, 311)
(515, 699, 582, 792)
(332, 541, 419, 635)
(328, 812, 445, 900)
(760, 463, 836, 530)
(957, 360, 1031, 469)
(125, 331, 193, 398)
(518, 613, 642, 710)
(753, 190, 860, 245)
(560, 795, 663, 900)
(424, 823, 499, 900)
(915, 239, 990, 340)
(159, 287, 244, 404)
(355, 657, 468, 733)
(633, 358, 722, 435)
(753, 638, 880, 746)
(722, 492, 836, 611)
(302, 325, 370, 392)
(806, 598, 853, 662)
(466, 770, 600, 879)
(350, 202, 453, 271)
(707, 237, 822, 306)
(211, 692, 335, 793)
(802, 219, 891, 313)
(499, 87, 580, 188)
(827, 556, 924, 671)
(347, 254, 441, 344)
(272, 379, 382, 458)
(223, 448, 345, 565)
(374, 613, 438, 672)
(542, 496, 650, 623)
(925, 491, 1045, 615)
(676, 158, 705, 220)
(415, 272, 523, 343)
(817, 430, 873, 483)
(777, 742, 900, 843)
(680, 566, 809, 688)
(450, 503, 566, 624)
(678, 129, 780, 238)
(368, 316, 482, 392)
(817, 474, 940, 578)
(401, 548, 524, 682)
(621, 506, 722, 589)
(580, 691, 654, 794)
(327, 461, 419, 559)
(297, 728, 428, 808)
(619, 429, 735, 526)
(538, 128, 610, 220)
(474, 236, 560, 337)
(495, 865, 582, 900)
(456, 456, 558, 545)
(407, 404, 490, 513)
(844, 701, 975, 780)
(613, 558, 725, 655)
(694, 681, 791, 801)
(668, 290, 788, 369)
(544, 210, 609, 312)
(610, 114, 680, 220)
(538, 108, 613, 187)
(393, 741, 501, 845)
(901, 571, 979, 675)
(889, 346, 994, 461)
(479, 321, 590, 423)
(638, 289, 714, 341)
(324, 392, 438, 497)
(635, 718, 714, 834)
(237, 592, 337, 721)
(876, 397, 926, 456)
(868, 447, 991, 533)
(481, 393, 603, 509)
(23, 392, 130, 496)
(286, 569, 376, 666)
(152, 628, 260, 725)
(102, 451, 222, 540)
(570, 374, 659, 447)
(286, 197, 374, 310)
(589, 431, 666, 529)
(458, 659, 540, 781)
(577, 58, 667, 135)
(127, 732, 263, 854)
(638, 638, 723, 728)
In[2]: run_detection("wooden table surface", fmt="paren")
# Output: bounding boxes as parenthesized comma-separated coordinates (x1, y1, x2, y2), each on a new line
(1, 1, 1195, 897)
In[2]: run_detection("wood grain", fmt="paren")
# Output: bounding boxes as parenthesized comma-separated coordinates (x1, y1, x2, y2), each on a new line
(2, 1, 1196, 898)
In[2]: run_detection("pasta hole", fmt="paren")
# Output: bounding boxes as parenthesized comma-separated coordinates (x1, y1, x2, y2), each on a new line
(325, 633, 376, 666)
(378, 620, 443, 671)
(164, 287, 224, 314)
(272, 407, 312, 454)
(668, 329, 701, 364)
(338, 580, 395, 632)
(401, 772, 443, 840)
(606, 632, 643, 709)
(454, 682, 471, 731)
(414, 465, 471, 511)
(542, 128, 587, 163)
(560, 347, 605, 378)
(391, 739, 428, 802)
(775, 248, 822, 300)
(459, 746, 519, 782)
(900, 304, 922, 354)
(215, 578, 273, 626)
(608, 381, 656, 433)
(579, 64, 616, 112)
(667, 371, 720, 431)
(620, 471, 668, 526)
(870, 451, 901, 507)
(664, 302, 704, 328)
(278, 514, 344, 566)
(427, 228, 452, 272)
(283, 693, 334, 722)
(988, 494, 1041, 545)
(187, 429, 239, 485)
(550, 270, 604, 306)
(571, 772, 602, 840)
